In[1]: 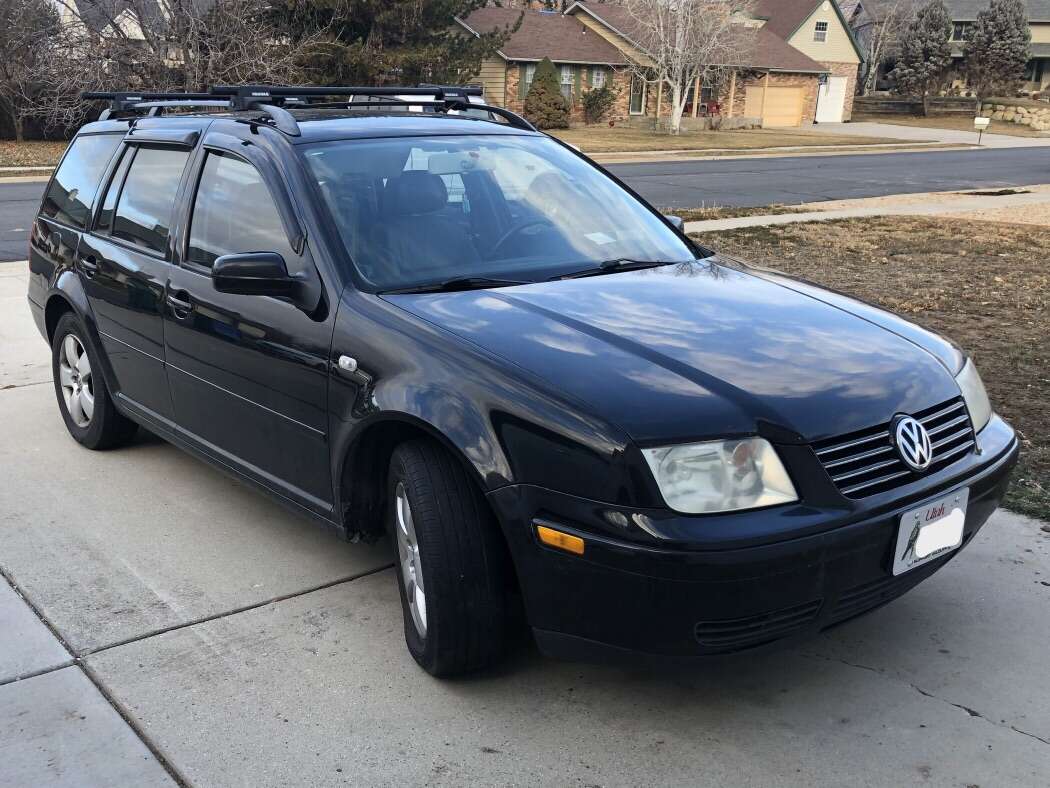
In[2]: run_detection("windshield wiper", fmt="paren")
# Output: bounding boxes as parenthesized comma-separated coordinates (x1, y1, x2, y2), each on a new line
(549, 258, 684, 281)
(382, 276, 530, 295)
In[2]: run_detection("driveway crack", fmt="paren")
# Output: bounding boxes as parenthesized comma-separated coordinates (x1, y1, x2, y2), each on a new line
(798, 650, 1049, 747)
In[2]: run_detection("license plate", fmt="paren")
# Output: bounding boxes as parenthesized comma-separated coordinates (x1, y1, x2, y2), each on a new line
(892, 488, 969, 576)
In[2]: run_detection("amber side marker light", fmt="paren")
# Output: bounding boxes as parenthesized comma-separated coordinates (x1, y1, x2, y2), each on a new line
(536, 524, 585, 556)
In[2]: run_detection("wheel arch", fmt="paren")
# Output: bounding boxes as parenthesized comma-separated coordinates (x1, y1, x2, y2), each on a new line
(336, 412, 497, 543)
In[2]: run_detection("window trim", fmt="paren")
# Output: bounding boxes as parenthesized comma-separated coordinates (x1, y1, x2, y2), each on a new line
(91, 143, 137, 235)
(814, 20, 829, 43)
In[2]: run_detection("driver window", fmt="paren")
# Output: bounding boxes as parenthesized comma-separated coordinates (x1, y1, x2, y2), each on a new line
(187, 152, 300, 271)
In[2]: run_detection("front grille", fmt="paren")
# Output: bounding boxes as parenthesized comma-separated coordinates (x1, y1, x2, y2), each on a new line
(694, 599, 822, 652)
(814, 398, 976, 499)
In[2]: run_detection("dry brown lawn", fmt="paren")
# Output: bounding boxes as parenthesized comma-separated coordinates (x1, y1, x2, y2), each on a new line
(550, 126, 910, 153)
(0, 141, 67, 168)
(669, 204, 813, 222)
(853, 114, 1047, 138)
(692, 216, 1049, 520)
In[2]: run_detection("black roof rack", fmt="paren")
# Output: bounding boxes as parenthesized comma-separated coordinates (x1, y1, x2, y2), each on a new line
(81, 84, 535, 136)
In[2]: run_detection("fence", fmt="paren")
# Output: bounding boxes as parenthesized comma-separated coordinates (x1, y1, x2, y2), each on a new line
(853, 96, 978, 116)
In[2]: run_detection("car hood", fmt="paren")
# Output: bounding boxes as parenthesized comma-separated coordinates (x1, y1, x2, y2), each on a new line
(383, 260, 962, 445)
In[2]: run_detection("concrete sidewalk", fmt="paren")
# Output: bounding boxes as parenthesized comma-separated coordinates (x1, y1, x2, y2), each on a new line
(684, 185, 1050, 233)
(2, 262, 1049, 786)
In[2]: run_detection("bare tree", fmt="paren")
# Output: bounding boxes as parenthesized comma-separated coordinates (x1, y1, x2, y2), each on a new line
(855, 0, 916, 95)
(62, 0, 328, 93)
(622, 0, 755, 135)
(0, 0, 101, 140)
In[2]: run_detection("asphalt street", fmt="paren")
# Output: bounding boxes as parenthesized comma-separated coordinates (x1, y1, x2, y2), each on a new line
(3, 146, 1050, 261)
(1, 260, 1050, 786)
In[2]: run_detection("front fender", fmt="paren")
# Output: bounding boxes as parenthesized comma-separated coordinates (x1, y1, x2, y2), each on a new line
(328, 290, 651, 534)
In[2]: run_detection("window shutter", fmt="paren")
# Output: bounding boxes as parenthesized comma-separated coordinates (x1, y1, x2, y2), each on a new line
(518, 64, 527, 99)
(574, 67, 582, 101)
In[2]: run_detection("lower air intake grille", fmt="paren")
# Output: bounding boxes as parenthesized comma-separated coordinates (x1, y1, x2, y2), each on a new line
(694, 599, 822, 652)
(814, 398, 976, 499)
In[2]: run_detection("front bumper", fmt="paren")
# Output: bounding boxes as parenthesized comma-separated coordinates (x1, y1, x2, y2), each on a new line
(487, 416, 1019, 665)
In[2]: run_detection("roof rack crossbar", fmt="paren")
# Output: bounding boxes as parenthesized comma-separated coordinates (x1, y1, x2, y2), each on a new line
(81, 85, 534, 134)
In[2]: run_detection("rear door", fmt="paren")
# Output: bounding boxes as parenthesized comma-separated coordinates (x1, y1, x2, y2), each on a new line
(163, 143, 335, 516)
(78, 139, 194, 422)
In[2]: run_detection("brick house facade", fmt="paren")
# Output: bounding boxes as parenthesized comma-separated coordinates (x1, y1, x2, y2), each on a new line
(459, 1, 863, 128)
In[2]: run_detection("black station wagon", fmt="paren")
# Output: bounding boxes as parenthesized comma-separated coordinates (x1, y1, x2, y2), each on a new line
(26, 86, 1018, 676)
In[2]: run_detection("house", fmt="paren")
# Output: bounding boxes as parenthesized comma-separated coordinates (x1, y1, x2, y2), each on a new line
(945, 0, 1050, 94)
(458, 0, 863, 127)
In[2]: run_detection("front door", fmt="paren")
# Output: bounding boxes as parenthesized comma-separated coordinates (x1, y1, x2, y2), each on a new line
(79, 142, 192, 422)
(163, 148, 335, 516)
(816, 76, 847, 124)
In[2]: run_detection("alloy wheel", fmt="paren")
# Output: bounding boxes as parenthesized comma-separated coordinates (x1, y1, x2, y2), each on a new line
(58, 333, 94, 428)
(395, 481, 427, 638)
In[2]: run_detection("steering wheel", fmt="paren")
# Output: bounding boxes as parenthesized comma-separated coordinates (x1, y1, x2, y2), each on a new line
(490, 219, 554, 258)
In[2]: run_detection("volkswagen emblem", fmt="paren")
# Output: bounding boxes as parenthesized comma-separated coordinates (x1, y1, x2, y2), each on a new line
(894, 416, 933, 472)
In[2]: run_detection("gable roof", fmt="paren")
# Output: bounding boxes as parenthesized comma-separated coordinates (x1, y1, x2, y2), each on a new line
(752, 0, 864, 59)
(565, 2, 828, 73)
(458, 7, 629, 65)
(945, 0, 1050, 21)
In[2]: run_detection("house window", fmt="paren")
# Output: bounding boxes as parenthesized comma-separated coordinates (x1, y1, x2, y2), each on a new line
(629, 75, 647, 115)
(591, 67, 606, 89)
(814, 21, 829, 42)
(1024, 59, 1045, 84)
(560, 65, 574, 99)
(523, 63, 536, 94)
(952, 22, 971, 41)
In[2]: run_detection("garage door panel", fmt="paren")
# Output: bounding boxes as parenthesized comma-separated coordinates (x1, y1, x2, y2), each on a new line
(744, 86, 804, 128)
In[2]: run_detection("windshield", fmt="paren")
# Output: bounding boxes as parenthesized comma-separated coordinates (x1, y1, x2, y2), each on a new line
(300, 134, 698, 291)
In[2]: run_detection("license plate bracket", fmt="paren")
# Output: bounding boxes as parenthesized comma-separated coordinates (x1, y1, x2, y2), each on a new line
(892, 487, 969, 576)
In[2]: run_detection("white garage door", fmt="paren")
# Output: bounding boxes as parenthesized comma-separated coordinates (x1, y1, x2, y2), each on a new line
(816, 76, 847, 124)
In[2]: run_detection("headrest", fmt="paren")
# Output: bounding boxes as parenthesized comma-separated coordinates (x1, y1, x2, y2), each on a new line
(386, 171, 448, 216)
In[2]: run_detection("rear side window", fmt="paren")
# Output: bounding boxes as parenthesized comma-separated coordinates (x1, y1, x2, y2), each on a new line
(111, 146, 190, 255)
(187, 153, 299, 271)
(41, 134, 122, 229)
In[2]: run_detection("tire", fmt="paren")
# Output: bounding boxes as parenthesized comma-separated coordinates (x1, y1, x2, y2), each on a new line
(387, 439, 509, 676)
(51, 312, 138, 450)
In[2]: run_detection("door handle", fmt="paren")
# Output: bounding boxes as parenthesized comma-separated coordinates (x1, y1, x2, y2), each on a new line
(79, 255, 99, 276)
(166, 290, 193, 318)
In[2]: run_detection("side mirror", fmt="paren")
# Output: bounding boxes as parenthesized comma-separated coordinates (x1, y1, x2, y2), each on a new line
(212, 252, 297, 298)
(664, 214, 685, 231)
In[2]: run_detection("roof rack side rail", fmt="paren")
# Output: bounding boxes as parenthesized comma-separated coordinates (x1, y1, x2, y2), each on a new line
(211, 84, 484, 101)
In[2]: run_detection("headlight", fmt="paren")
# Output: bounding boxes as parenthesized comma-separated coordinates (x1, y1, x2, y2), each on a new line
(641, 437, 798, 515)
(956, 358, 991, 432)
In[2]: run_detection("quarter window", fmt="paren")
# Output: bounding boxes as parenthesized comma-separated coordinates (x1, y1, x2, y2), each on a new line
(111, 146, 189, 255)
(814, 21, 829, 42)
(41, 134, 122, 230)
(95, 146, 134, 233)
(187, 153, 298, 271)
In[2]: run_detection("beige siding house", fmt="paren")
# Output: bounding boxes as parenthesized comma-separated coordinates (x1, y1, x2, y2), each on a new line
(944, 0, 1050, 94)
(459, 0, 862, 128)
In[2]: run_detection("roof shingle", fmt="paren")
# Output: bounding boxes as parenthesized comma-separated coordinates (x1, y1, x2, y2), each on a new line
(459, 8, 629, 65)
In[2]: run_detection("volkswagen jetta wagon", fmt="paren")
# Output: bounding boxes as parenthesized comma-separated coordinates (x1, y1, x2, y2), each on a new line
(27, 86, 1018, 676)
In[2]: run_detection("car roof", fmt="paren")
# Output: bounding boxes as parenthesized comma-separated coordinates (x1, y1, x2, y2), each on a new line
(75, 109, 539, 144)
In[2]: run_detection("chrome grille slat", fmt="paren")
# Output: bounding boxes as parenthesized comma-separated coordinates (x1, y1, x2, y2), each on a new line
(831, 457, 901, 484)
(926, 414, 969, 437)
(932, 427, 973, 450)
(822, 443, 894, 470)
(815, 430, 888, 458)
(840, 469, 912, 496)
(919, 401, 966, 424)
(815, 398, 976, 499)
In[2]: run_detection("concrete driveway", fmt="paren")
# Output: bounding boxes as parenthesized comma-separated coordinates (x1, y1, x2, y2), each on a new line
(809, 121, 1050, 149)
(2, 259, 1049, 787)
